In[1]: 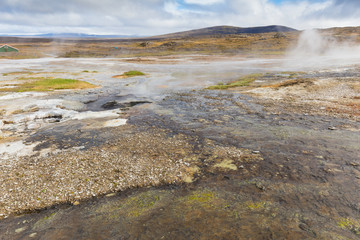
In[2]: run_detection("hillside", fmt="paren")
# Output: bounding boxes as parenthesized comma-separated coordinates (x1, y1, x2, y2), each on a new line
(155, 25, 298, 38)
(2, 25, 360, 59)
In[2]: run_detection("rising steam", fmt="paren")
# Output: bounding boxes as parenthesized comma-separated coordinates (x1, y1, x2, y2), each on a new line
(285, 29, 360, 70)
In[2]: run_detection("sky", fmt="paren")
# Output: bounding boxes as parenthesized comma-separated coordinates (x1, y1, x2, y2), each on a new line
(0, 0, 359, 36)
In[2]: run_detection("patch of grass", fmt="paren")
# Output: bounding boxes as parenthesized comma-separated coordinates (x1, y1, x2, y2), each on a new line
(0, 78, 97, 92)
(207, 73, 264, 90)
(122, 70, 145, 77)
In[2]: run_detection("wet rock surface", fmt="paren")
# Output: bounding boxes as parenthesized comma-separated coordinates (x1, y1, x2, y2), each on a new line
(0, 57, 360, 239)
(1, 88, 360, 239)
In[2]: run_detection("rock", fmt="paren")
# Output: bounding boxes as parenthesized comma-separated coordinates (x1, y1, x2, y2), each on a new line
(103, 119, 127, 127)
(139, 42, 150, 47)
(255, 182, 266, 191)
(27, 123, 41, 130)
(15, 227, 26, 233)
(328, 126, 337, 130)
(29, 233, 37, 238)
(102, 101, 119, 109)
(61, 100, 86, 111)
(350, 162, 360, 167)
(45, 118, 61, 123)
(299, 223, 317, 237)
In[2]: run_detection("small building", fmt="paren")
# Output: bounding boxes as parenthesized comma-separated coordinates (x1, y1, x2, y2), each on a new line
(0, 44, 19, 52)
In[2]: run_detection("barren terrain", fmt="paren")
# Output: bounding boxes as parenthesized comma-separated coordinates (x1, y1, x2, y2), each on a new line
(0, 28, 360, 239)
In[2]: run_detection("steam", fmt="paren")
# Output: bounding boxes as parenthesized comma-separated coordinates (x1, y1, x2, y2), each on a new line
(290, 29, 336, 56)
(285, 29, 360, 70)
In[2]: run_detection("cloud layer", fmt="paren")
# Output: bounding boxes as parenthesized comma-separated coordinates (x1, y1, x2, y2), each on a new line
(0, 0, 359, 35)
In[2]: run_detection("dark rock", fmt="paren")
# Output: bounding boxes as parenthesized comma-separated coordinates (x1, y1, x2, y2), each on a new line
(101, 101, 119, 109)
(118, 101, 152, 109)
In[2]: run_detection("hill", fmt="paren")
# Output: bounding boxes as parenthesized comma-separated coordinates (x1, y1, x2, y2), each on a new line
(155, 25, 298, 38)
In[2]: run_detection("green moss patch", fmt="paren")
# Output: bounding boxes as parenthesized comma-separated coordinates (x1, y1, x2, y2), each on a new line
(112, 70, 146, 79)
(187, 191, 216, 203)
(337, 217, 360, 234)
(207, 73, 263, 90)
(123, 70, 145, 77)
(213, 159, 238, 171)
(0, 78, 97, 92)
(123, 192, 160, 218)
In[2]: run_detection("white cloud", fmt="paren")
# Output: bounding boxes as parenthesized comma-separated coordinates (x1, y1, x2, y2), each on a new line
(0, 0, 359, 35)
(184, 0, 224, 5)
(164, 1, 181, 15)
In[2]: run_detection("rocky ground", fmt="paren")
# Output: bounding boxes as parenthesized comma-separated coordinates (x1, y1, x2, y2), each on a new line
(244, 70, 360, 121)
(0, 56, 360, 239)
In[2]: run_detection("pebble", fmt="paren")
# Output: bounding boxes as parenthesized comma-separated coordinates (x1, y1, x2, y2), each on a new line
(29, 233, 37, 238)
(106, 193, 116, 197)
(350, 162, 359, 167)
(328, 126, 337, 130)
(15, 227, 26, 233)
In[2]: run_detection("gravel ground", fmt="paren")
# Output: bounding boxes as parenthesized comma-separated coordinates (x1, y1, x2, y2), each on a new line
(0, 125, 254, 219)
(0, 127, 199, 218)
(246, 75, 360, 121)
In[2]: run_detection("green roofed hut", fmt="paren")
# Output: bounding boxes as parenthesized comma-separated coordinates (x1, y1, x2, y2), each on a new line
(0, 44, 19, 52)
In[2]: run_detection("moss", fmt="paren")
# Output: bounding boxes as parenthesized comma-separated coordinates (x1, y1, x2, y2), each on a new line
(125, 192, 160, 217)
(187, 191, 216, 204)
(337, 217, 360, 234)
(213, 159, 237, 171)
(123, 71, 145, 77)
(112, 70, 146, 79)
(179, 190, 221, 211)
(207, 73, 264, 90)
(43, 212, 56, 220)
(246, 201, 268, 210)
(0, 78, 97, 92)
(33, 212, 59, 230)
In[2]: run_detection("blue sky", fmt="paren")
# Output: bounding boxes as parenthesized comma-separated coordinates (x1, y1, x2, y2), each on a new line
(0, 0, 359, 35)
(271, 0, 288, 4)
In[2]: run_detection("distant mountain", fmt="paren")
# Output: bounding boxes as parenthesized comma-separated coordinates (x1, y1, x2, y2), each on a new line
(0, 25, 298, 41)
(155, 25, 298, 38)
(0, 33, 139, 39)
(34, 33, 139, 38)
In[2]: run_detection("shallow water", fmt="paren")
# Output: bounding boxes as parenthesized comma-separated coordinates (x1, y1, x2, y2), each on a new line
(1, 56, 360, 239)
